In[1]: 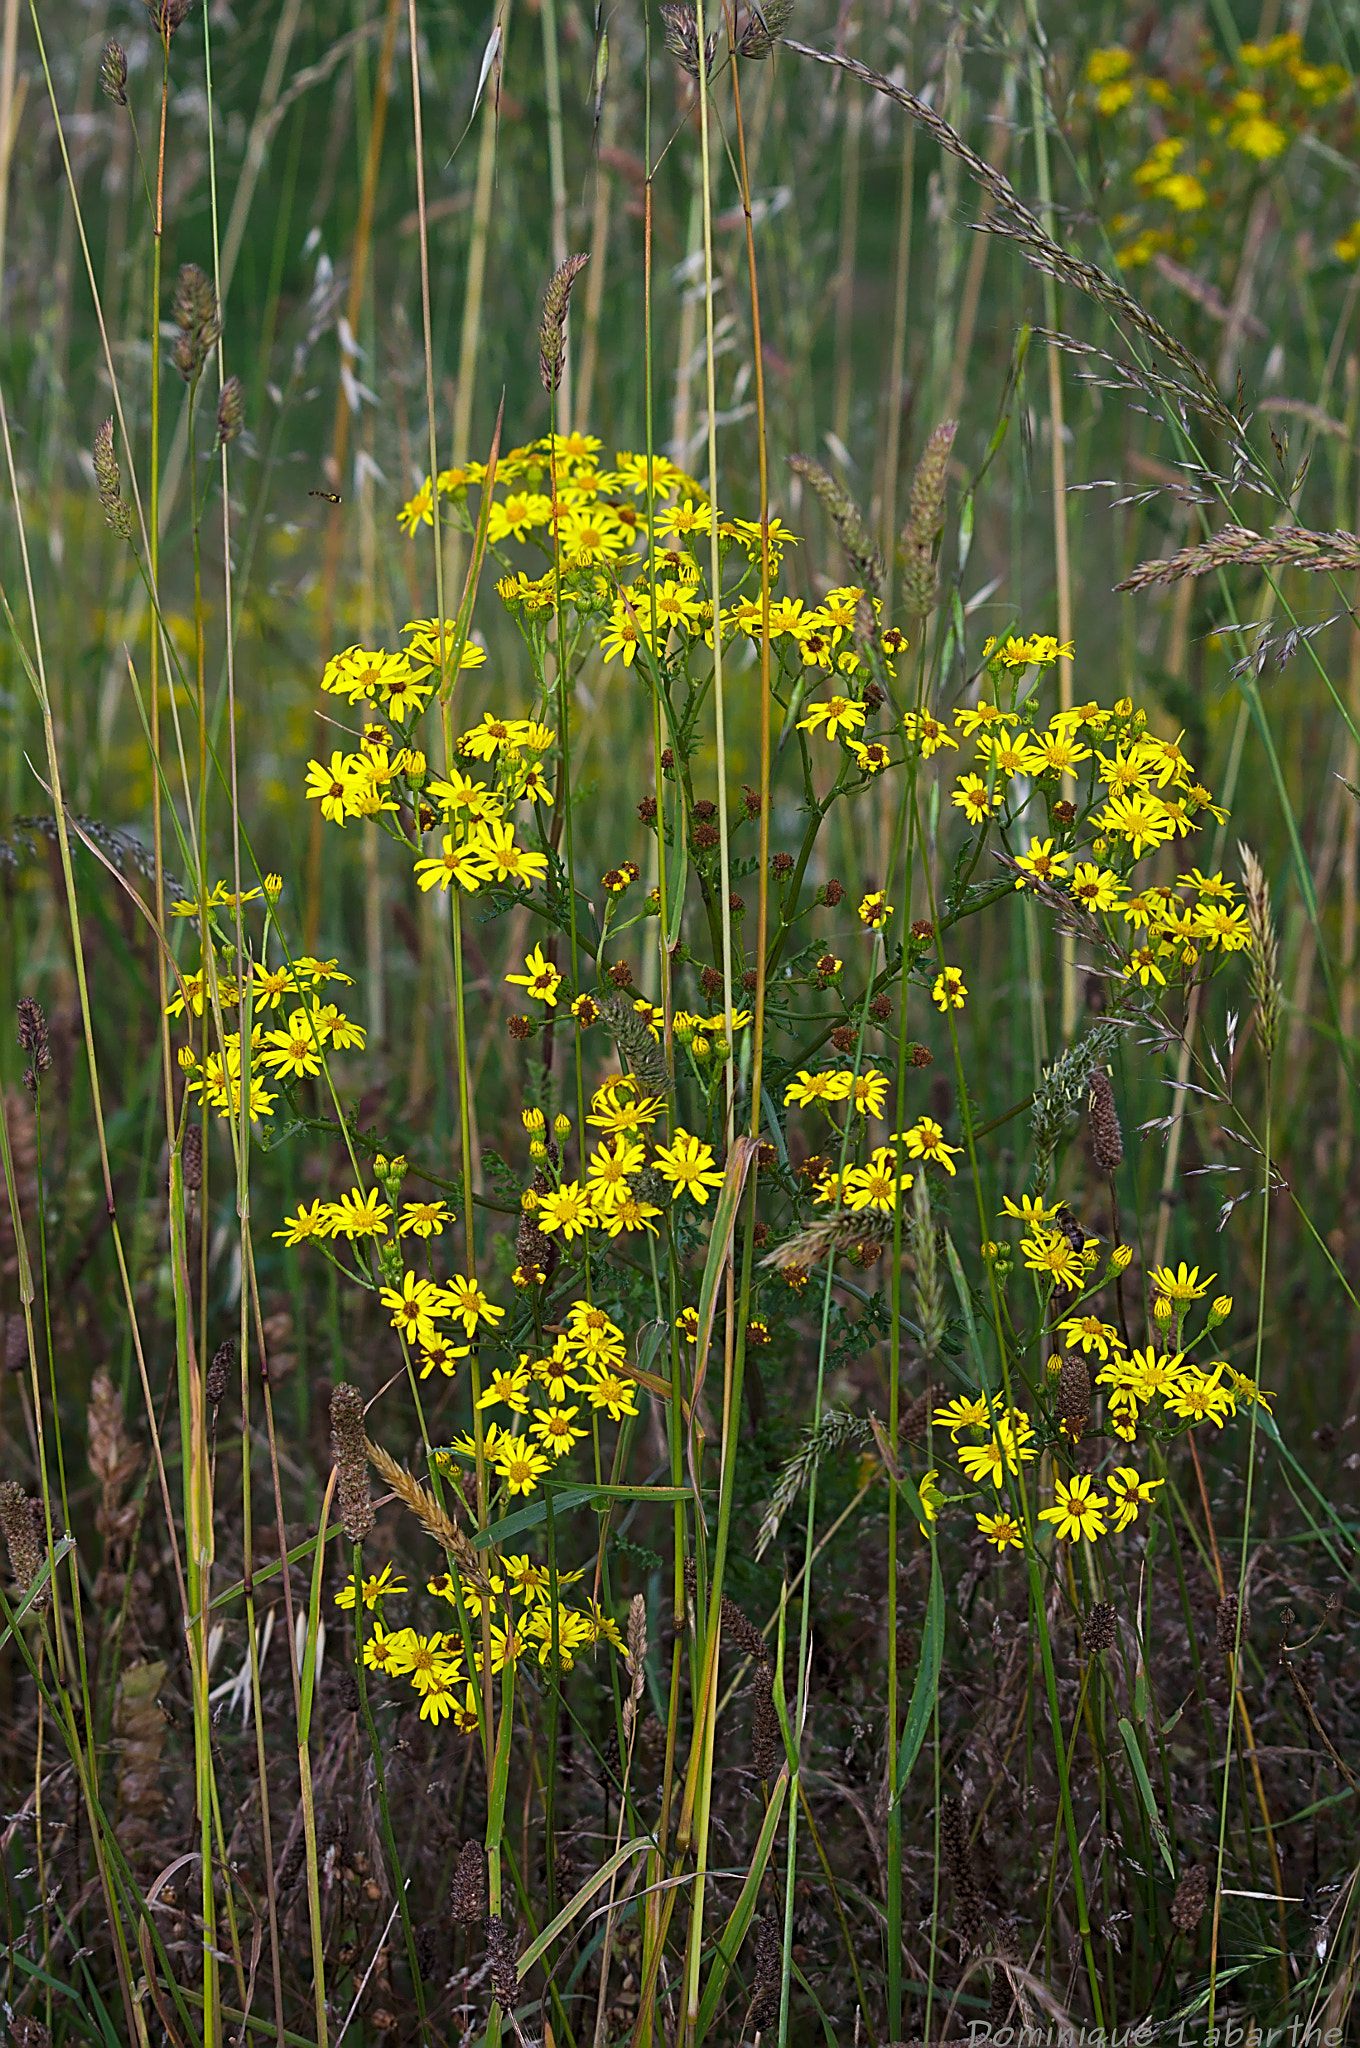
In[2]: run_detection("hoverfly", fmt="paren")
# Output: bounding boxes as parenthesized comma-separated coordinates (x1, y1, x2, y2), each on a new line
(309, 489, 342, 504)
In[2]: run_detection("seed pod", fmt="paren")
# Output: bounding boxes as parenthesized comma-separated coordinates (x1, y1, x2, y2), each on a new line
(329, 1384, 373, 1543)
(1087, 1068, 1123, 1172)
(1171, 1864, 1210, 1934)
(1057, 1355, 1091, 1444)
(450, 1840, 487, 1924)
(1083, 1602, 1117, 1654)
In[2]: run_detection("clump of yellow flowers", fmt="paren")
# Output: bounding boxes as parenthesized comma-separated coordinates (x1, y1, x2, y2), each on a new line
(1084, 32, 1349, 270)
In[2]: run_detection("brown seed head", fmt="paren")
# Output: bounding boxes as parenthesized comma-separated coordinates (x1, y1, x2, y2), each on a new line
(215, 374, 245, 449)
(146, 0, 191, 39)
(450, 1840, 487, 1924)
(699, 966, 725, 1000)
(181, 1121, 203, 1193)
(508, 1013, 532, 1040)
(484, 1913, 519, 2011)
(745, 1911, 782, 2031)
(17, 999, 51, 1092)
(1215, 1590, 1243, 1657)
(170, 263, 221, 384)
(870, 993, 892, 1021)
(820, 878, 845, 907)
(539, 253, 589, 396)
(1083, 1601, 1118, 1654)
(205, 1337, 234, 1410)
(329, 1383, 373, 1543)
(0, 1483, 48, 1609)
(1087, 1067, 1123, 1171)
(752, 1668, 783, 1781)
(1171, 1864, 1211, 1934)
(608, 961, 634, 989)
(637, 795, 658, 822)
(941, 1793, 982, 1947)
(910, 1043, 934, 1068)
(830, 1026, 855, 1053)
(771, 850, 794, 877)
(1057, 1355, 1090, 1443)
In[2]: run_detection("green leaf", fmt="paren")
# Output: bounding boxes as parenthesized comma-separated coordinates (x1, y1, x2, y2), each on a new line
(897, 1549, 943, 1793)
(0, 1533, 73, 1656)
(1118, 1715, 1175, 1876)
(696, 1774, 789, 2030)
(517, 1836, 653, 1977)
(474, 1481, 694, 1550)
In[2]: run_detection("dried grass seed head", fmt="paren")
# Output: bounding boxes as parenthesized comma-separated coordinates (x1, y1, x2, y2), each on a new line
(1171, 1863, 1211, 1934)
(0, 1482, 48, 1609)
(450, 1839, 487, 1923)
(215, 374, 245, 449)
(1087, 1067, 1123, 1172)
(1083, 1601, 1118, 1654)
(329, 1383, 374, 1542)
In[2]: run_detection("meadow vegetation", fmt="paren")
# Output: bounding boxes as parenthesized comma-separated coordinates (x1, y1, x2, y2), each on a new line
(0, 1, 1358, 2043)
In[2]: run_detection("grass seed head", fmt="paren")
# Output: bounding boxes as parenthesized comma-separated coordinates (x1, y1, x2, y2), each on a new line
(941, 1793, 983, 1947)
(899, 419, 957, 615)
(539, 253, 589, 396)
(1238, 842, 1281, 1060)
(1087, 1067, 1123, 1172)
(170, 263, 221, 383)
(99, 39, 128, 103)
(205, 1338, 234, 1411)
(745, 1911, 782, 2032)
(1216, 1589, 1243, 1656)
(1057, 1355, 1091, 1443)
(1171, 1863, 1211, 1934)
(215, 374, 245, 449)
(786, 453, 883, 597)
(0, 1483, 47, 1610)
(330, 1384, 374, 1542)
(93, 419, 131, 539)
(736, 0, 793, 58)
(450, 1840, 487, 1924)
(484, 1912, 519, 2011)
(660, 2, 718, 78)
(1083, 1601, 1118, 1654)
